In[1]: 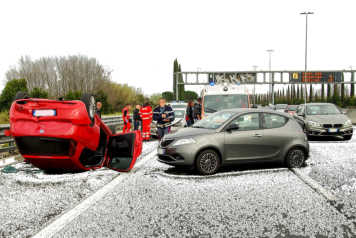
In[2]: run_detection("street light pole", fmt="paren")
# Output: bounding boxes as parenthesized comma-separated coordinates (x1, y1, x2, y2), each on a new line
(266, 49, 274, 104)
(252, 65, 258, 104)
(300, 11, 314, 106)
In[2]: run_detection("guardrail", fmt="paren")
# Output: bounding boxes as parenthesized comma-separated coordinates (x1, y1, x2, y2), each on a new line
(0, 116, 124, 159)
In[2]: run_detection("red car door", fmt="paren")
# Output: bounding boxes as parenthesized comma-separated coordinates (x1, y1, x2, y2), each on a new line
(105, 130, 142, 172)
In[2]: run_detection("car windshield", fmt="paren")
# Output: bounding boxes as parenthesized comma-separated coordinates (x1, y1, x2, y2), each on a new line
(204, 94, 248, 112)
(276, 104, 288, 109)
(192, 111, 234, 129)
(287, 105, 298, 111)
(174, 110, 185, 118)
(306, 104, 341, 115)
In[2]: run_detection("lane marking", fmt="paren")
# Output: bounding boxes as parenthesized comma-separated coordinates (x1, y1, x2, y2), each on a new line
(32, 147, 157, 238)
(291, 168, 337, 202)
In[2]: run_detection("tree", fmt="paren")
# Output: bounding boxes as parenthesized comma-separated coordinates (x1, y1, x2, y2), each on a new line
(0, 78, 27, 111)
(162, 91, 174, 102)
(173, 59, 179, 98)
(178, 64, 185, 100)
(149, 93, 162, 107)
(95, 90, 111, 114)
(184, 90, 198, 101)
(29, 87, 48, 99)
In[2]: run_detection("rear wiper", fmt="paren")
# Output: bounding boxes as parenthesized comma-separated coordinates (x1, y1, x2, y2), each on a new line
(192, 126, 206, 129)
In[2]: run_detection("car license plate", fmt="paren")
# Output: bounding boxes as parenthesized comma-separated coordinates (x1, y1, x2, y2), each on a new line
(328, 128, 338, 133)
(157, 148, 166, 154)
(33, 109, 56, 117)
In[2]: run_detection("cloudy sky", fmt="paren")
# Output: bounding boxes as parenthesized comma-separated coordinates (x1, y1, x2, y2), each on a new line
(0, 0, 355, 95)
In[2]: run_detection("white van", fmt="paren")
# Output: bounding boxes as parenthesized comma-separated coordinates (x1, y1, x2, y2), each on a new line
(201, 83, 252, 118)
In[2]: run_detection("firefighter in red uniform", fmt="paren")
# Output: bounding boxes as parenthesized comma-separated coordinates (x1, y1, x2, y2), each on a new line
(140, 102, 153, 141)
(122, 104, 131, 133)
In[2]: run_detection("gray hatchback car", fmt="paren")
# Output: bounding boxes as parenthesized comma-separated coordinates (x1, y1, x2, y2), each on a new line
(157, 109, 309, 175)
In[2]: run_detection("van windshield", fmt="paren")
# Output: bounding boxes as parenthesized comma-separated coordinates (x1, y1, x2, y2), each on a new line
(203, 94, 248, 112)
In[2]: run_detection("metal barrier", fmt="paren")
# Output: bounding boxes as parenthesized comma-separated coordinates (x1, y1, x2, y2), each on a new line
(0, 116, 125, 159)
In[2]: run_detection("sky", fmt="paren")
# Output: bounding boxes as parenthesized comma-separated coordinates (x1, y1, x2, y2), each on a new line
(0, 0, 355, 96)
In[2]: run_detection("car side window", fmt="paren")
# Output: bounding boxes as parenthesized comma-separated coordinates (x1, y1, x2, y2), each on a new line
(263, 113, 288, 129)
(229, 113, 260, 131)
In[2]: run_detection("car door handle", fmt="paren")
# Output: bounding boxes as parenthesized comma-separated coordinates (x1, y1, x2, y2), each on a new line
(253, 133, 262, 137)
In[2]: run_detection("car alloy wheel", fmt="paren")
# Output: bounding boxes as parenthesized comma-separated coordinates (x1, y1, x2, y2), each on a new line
(286, 148, 305, 168)
(196, 150, 220, 175)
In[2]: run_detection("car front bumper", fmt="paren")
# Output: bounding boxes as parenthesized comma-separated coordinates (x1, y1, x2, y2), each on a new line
(306, 126, 353, 137)
(157, 143, 198, 166)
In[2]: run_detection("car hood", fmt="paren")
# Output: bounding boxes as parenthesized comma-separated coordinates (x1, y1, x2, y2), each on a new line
(306, 114, 349, 124)
(164, 127, 215, 139)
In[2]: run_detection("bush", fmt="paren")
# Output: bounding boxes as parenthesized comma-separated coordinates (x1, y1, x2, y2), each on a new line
(162, 91, 174, 102)
(65, 91, 82, 100)
(0, 79, 27, 112)
(184, 91, 198, 101)
(29, 87, 48, 98)
(0, 111, 9, 124)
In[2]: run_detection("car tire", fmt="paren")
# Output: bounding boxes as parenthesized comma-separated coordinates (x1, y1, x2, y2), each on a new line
(285, 148, 305, 168)
(14, 91, 29, 100)
(343, 135, 352, 141)
(81, 94, 96, 125)
(196, 149, 221, 175)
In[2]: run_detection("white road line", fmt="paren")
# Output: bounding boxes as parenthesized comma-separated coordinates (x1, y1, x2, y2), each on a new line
(291, 168, 337, 202)
(0, 156, 16, 168)
(32, 148, 157, 238)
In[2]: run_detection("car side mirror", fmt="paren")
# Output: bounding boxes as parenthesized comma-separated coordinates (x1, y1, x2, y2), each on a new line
(226, 123, 239, 132)
(298, 112, 305, 117)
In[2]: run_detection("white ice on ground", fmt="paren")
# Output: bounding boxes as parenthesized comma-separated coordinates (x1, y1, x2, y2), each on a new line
(0, 141, 158, 238)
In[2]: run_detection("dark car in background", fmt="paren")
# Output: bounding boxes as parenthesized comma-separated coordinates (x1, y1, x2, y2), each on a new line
(157, 109, 309, 175)
(293, 103, 353, 140)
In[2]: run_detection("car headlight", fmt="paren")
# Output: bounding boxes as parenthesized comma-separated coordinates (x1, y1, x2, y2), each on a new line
(344, 120, 352, 127)
(172, 138, 196, 146)
(307, 121, 321, 128)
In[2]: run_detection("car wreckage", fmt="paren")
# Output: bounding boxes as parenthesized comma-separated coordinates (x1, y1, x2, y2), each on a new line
(5, 92, 142, 172)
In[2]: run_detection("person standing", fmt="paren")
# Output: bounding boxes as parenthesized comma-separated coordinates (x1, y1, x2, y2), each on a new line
(194, 97, 202, 121)
(153, 98, 175, 139)
(96, 102, 102, 118)
(140, 102, 153, 141)
(185, 100, 194, 127)
(133, 105, 142, 131)
(122, 104, 131, 133)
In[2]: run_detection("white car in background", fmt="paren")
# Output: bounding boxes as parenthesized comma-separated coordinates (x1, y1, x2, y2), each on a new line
(151, 102, 187, 137)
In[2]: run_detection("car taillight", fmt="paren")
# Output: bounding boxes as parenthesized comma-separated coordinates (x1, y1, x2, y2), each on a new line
(68, 140, 77, 156)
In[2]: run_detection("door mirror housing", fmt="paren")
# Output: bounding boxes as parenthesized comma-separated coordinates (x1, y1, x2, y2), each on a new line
(226, 123, 239, 132)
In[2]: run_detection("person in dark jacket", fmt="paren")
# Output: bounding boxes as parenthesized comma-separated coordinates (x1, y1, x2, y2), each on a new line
(153, 98, 175, 139)
(193, 97, 202, 121)
(133, 105, 142, 131)
(185, 100, 194, 127)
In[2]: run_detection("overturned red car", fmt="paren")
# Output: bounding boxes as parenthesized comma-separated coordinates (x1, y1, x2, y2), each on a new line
(6, 92, 142, 172)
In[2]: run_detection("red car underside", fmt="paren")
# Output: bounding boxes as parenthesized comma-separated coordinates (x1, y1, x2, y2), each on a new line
(9, 98, 142, 172)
